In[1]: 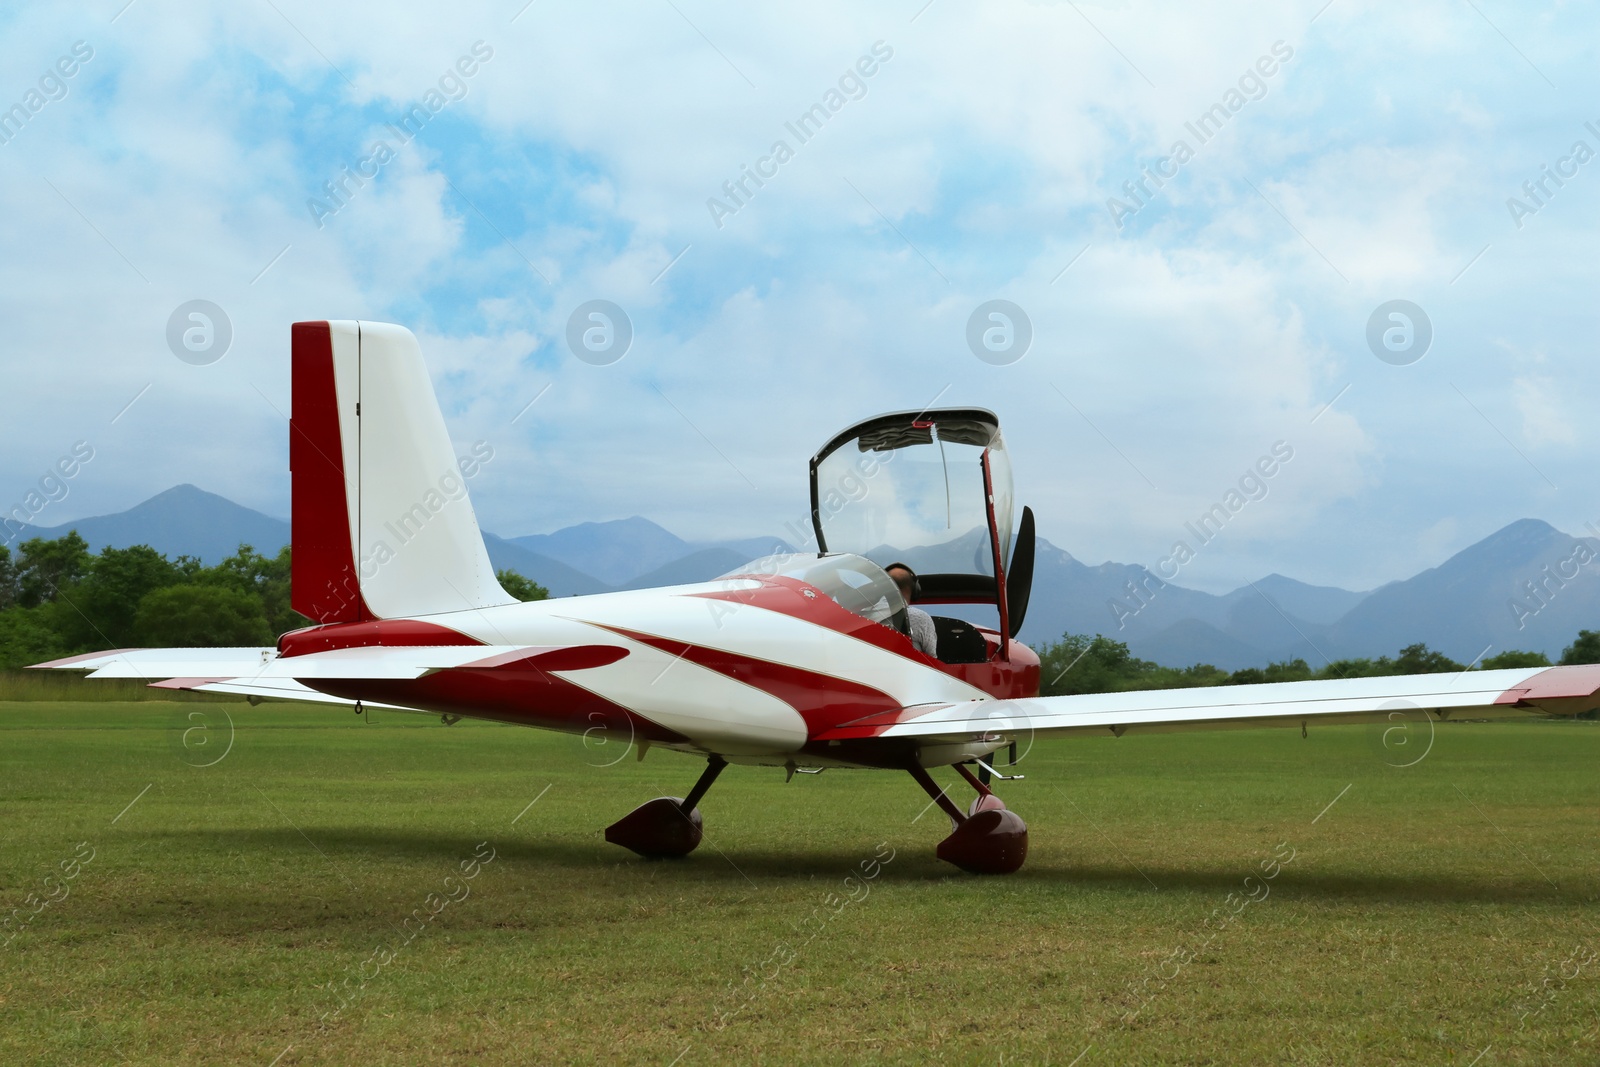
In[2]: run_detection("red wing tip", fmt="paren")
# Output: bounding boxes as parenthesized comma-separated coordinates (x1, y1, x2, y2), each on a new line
(1496, 663, 1600, 704)
(28, 649, 144, 670)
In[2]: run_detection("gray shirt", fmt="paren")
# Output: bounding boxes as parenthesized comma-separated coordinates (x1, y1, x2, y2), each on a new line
(907, 607, 938, 658)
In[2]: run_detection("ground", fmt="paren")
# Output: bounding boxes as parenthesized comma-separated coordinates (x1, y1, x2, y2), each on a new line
(0, 699, 1596, 1065)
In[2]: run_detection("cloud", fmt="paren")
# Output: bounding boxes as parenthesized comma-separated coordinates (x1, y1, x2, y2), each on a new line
(1513, 375, 1578, 447)
(1, 0, 1597, 598)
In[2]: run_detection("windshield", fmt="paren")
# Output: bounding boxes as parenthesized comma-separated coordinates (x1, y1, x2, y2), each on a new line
(718, 553, 906, 625)
(813, 417, 1011, 577)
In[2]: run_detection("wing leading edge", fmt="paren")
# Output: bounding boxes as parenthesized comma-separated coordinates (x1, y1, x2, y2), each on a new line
(816, 664, 1600, 743)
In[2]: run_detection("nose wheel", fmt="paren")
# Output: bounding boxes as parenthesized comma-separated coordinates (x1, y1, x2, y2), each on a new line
(909, 761, 1028, 875)
(605, 755, 726, 859)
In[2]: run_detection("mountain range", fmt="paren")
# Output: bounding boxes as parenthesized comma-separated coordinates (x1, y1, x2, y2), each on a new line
(11, 484, 1599, 669)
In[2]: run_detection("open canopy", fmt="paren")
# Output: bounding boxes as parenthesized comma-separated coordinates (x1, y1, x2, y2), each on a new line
(809, 408, 1032, 636)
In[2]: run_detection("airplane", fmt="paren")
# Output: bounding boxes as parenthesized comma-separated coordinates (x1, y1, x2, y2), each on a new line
(34, 320, 1600, 874)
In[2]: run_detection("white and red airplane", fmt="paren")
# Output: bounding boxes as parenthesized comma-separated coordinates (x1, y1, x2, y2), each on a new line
(36, 321, 1600, 873)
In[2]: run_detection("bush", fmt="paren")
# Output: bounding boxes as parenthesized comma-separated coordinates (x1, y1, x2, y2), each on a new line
(132, 585, 273, 647)
(496, 569, 550, 602)
(1481, 650, 1551, 669)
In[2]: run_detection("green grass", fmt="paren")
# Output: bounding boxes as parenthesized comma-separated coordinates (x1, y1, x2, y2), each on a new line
(1, 700, 1597, 1065)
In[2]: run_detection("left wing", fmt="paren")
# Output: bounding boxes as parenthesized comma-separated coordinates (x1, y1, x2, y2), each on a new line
(34, 645, 545, 680)
(817, 664, 1600, 743)
(32, 643, 626, 680)
(30, 643, 630, 712)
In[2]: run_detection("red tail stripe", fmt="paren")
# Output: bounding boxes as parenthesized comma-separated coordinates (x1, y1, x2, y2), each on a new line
(289, 321, 371, 624)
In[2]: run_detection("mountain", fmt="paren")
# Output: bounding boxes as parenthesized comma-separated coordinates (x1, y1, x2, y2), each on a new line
(1227, 574, 1368, 626)
(871, 533, 1343, 669)
(1314, 519, 1600, 664)
(11, 489, 771, 600)
(619, 547, 755, 590)
(713, 536, 794, 562)
(15, 486, 1599, 668)
(507, 516, 792, 585)
(480, 534, 611, 597)
(1009, 540, 1248, 648)
(507, 517, 690, 585)
(13, 484, 291, 564)
(1137, 618, 1275, 673)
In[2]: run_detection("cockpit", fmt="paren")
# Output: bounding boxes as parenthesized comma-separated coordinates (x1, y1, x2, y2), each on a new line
(719, 552, 907, 629)
(803, 408, 1036, 663)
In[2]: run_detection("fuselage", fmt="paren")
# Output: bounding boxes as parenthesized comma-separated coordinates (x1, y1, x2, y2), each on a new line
(283, 570, 1040, 770)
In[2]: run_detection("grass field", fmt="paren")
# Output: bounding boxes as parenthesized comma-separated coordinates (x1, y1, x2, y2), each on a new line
(1, 699, 1597, 1066)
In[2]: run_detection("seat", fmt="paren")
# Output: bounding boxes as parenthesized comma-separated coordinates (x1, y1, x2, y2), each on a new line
(930, 616, 989, 664)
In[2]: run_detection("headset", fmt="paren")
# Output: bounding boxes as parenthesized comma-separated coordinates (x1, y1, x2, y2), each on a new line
(885, 562, 922, 602)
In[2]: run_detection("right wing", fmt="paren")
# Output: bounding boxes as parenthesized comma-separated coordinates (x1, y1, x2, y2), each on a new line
(817, 665, 1600, 743)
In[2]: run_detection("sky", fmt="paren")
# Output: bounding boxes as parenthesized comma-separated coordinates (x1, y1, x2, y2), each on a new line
(1, 0, 1596, 595)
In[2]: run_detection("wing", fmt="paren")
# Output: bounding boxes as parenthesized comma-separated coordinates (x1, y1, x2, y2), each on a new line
(816, 665, 1600, 743)
(30, 644, 630, 707)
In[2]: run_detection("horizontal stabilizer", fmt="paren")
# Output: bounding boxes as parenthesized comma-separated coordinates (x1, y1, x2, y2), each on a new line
(150, 676, 423, 712)
(31, 643, 630, 682)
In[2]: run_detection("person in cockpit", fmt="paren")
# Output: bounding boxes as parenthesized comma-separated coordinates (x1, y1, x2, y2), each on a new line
(884, 562, 937, 659)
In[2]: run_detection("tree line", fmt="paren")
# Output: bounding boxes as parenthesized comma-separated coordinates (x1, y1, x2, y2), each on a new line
(0, 532, 547, 670)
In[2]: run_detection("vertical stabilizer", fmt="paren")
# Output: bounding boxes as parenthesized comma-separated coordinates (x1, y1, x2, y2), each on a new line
(290, 320, 513, 623)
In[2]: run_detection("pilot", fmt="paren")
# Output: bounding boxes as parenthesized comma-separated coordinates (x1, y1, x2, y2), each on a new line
(885, 562, 938, 659)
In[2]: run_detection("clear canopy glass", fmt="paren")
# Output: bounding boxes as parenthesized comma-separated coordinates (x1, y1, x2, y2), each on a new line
(718, 552, 907, 625)
(813, 417, 1013, 579)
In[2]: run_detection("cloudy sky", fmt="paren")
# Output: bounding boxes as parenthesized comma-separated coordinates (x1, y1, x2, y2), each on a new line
(2, 0, 1595, 594)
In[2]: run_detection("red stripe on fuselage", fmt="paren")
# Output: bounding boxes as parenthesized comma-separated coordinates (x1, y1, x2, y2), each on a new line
(690, 575, 1040, 701)
(278, 618, 480, 657)
(592, 623, 902, 738)
(290, 320, 371, 624)
(308, 670, 686, 743)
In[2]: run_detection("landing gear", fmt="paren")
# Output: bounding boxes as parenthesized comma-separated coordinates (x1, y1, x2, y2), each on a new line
(909, 761, 1028, 875)
(604, 755, 726, 859)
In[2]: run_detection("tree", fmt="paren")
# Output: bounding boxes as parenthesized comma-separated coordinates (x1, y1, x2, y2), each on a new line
(1263, 658, 1314, 683)
(201, 544, 306, 636)
(56, 544, 182, 649)
(1166, 663, 1230, 688)
(1392, 643, 1464, 675)
(132, 584, 273, 647)
(1319, 657, 1390, 679)
(1482, 649, 1551, 670)
(1560, 630, 1600, 666)
(0, 607, 65, 669)
(0, 544, 15, 610)
(496, 569, 550, 603)
(1037, 633, 1168, 695)
(15, 532, 91, 608)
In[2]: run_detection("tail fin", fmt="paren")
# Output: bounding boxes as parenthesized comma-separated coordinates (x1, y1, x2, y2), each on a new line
(290, 320, 513, 623)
